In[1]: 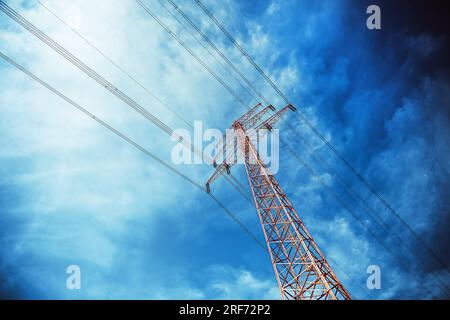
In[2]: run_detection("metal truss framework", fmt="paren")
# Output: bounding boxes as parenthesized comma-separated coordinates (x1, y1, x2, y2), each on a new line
(207, 103, 351, 300)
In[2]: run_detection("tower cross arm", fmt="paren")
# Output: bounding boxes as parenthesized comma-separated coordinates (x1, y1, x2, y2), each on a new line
(240, 104, 275, 131)
(246, 104, 295, 141)
(206, 162, 231, 192)
(235, 102, 263, 124)
(255, 104, 295, 131)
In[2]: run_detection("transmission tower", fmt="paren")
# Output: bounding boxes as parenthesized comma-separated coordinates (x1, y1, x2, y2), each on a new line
(206, 103, 351, 300)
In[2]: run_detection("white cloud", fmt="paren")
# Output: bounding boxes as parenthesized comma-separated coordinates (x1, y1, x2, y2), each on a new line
(0, 0, 303, 299)
(266, 2, 280, 16)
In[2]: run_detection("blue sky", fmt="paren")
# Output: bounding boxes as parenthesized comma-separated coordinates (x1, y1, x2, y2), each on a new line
(0, 0, 449, 299)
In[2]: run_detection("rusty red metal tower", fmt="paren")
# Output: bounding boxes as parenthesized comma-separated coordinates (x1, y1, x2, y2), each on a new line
(206, 103, 351, 300)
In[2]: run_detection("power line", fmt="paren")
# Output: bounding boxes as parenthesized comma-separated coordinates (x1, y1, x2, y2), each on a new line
(0, 3, 358, 298)
(193, 0, 289, 104)
(282, 141, 441, 298)
(157, 0, 258, 104)
(35, 0, 193, 130)
(24, 0, 441, 297)
(135, 0, 249, 108)
(166, 0, 270, 106)
(287, 124, 449, 290)
(193, 0, 448, 272)
(136, 0, 275, 173)
(33, 0, 253, 205)
(282, 137, 448, 297)
(293, 126, 444, 269)
(0, 1, 174, 136)
(0, 0, 255, 242)
(133, 2, 364, 296)
(0, 50, 266, 252)
(163, 0, 381, 228)
(2, 0, 252, 202)
(132, 0, 439, 292)
(151, 0, 447, 295)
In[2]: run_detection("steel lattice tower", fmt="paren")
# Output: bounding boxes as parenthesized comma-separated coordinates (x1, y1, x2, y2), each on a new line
(206, 103, 351, 300)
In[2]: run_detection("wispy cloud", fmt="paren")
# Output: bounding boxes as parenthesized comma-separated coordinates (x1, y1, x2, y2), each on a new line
(0, 0, 448, 299)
